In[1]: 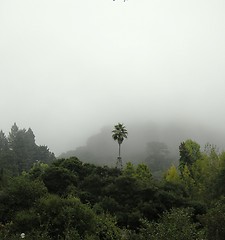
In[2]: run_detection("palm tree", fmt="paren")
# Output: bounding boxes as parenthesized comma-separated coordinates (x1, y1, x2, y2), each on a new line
(112, 123, 128, 168)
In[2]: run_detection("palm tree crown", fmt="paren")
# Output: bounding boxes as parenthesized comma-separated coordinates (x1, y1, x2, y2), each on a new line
(112, 123, 128, 146)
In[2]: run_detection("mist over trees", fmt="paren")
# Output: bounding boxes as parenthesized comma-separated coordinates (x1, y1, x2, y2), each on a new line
(1, 132, 225, 238)
(59, 121, 225, 176)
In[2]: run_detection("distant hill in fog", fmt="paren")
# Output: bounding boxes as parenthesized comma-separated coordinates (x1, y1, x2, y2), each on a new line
(58, 121, 225, 167)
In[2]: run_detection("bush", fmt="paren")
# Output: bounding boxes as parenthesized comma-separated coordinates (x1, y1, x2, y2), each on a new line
(138, 208, 205, 240)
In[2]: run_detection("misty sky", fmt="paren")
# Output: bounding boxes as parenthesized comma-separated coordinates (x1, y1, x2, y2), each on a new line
(1, 0, 225, 155)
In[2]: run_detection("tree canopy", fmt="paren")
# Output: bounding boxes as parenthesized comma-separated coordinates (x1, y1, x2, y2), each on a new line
(0, 123, 225, 239)
(0, 123, 55, 176)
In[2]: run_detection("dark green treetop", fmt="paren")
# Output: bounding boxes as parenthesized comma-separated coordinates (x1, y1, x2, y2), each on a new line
(179, 139, 201, 172)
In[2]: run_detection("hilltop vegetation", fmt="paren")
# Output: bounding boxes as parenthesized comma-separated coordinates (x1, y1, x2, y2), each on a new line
(0, 125, 225, 239)
(0, 123, 55, 176)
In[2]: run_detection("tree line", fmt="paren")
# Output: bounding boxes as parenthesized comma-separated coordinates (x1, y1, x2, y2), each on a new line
(0, 124, 225, 239)
(0, 123, 55, 177)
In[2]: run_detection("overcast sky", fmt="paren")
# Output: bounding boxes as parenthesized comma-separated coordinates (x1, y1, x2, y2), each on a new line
(1, 0, 225, 155)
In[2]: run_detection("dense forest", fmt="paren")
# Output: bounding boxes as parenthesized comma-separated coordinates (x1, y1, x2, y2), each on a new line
(1, 124, 225, 239)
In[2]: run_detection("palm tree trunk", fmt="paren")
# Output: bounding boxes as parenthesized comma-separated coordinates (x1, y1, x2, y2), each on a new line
(117, 143, 122, 169)
(119, 143, 121, 158)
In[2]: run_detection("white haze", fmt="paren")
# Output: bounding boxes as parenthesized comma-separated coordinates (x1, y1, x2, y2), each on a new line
(1, 0, 225, 155)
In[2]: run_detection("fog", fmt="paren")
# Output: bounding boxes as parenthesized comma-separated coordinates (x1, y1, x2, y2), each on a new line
(58, 121, 225, 167)
(1, 0, 225, 156)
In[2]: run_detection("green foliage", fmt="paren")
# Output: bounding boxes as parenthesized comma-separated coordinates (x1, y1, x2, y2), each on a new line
(179, 139, 201, 172)
(164, 164, 180, 184)
(98, 196, 121, 214)
(199, 197, 225, 240)
(163, 181, 189, 207)
(34, 195, 122, 240)
(37, 195, 97, 238)
(135, 164, 152, 182)
(94, 214, 122, 240)
(28, 161, 49, 180)
(0, 131, 8, 152)
(42, 166, 77, 195)
(211, 151, 225, 198)
(139, 208, 205, 240)
(123, 162, 152, 188)
(0, 176, 47, 223)
(0, 123, 55, 175)
(182, 143, 223, 201)
(59, 157, 83, 175)
(80, 174, 103, 199)
(0, 129, 17, 175)
(10, 209, 40, 234)
(123, 162, 135, 177)
(1, 137, 225, 239)
(181, 164, 196, 196)
(112, 123, 128, 146)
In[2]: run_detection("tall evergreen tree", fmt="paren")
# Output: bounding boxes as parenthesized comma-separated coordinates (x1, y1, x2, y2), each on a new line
(179, 139, 201, 173)
(0, 130, 8, 152)
(5, 123, 55, 174)
(8, 123, 19, 150)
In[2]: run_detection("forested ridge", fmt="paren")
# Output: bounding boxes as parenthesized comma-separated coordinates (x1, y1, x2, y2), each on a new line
(1, 124, 225, 239)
